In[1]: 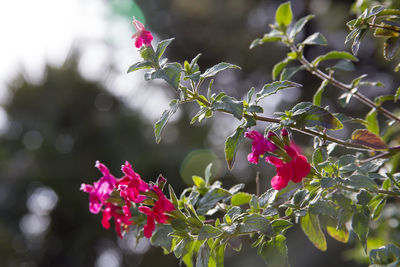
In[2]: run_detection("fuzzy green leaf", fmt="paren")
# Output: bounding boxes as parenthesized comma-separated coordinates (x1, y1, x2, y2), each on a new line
(302, 32, 328, 46)
(154, 99, 180, 143)
(256, 80, 301, 102)
(127, 61, 153, 73)
(312, 51, 358, 67)
(275, 2, 293, 27)
(258, 235, 289, 267)
(201, 63, 241, 78)
(155, 38, 175, 60)
(225, 126, 246, 169)
(231, 192, 252, 206)
(289, 15, 315, 39)
(300, 213, 327, 251)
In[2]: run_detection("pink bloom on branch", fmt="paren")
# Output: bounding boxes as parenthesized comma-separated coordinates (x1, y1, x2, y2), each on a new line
(139, 185, 175, 238)
(245, 130, 277, 164)
(266, 143, 311, 190)
(80, 161, 117, 214)
(132, 18, 153, 48)
(102, 203, 132, 239)
(117, 161, 150, 215)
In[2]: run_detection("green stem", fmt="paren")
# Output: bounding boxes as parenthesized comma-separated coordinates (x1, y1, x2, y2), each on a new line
(288, 43, 400, 124)
(366, 22, 400, 34)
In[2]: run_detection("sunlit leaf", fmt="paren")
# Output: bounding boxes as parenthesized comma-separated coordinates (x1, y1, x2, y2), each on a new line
(351, 129, 388, 150)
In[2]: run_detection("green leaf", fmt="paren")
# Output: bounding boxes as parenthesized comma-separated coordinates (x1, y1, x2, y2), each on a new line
(326, 59, 355, 72)
(225, 126, 246, 169)
(238, 214, 274, 236)
(204, 163, 212, 187)
(366, 109, 380, 135)
(213, 244, 225, 267)
(212, 96, 244, 120)
(275, 2, 293, 27)
(272, 219, 293, 233)
(384, 37, 400, 60)
(344, 174, 378, 191)
(246, 105, 264, 113)
(155, 38, 175, 60)
(372, 198, 387, 221)
(259, 189, 277, 207)
(256, 80, 301, 102)
(154, 99, 180, 143)
(351, 129, 388, 150)
(289, 102, 343, 130)
(127, 61, 153, 73)
(312, 51, 358, 67)
(272, 58, 292, 80)
(201, 63, 241, 78)
(352, 207, 370, 252)
(309, 200, 337, 218)
(300, 213, 327, 251)
(351, 28, 367, 56)
(198, 225, 222, 241)
(250, 31, 283, 49)
(174, 238, 193, 258)
(258, 235, 289, 267)
(196, 188, 231, 215)
(193, 176, 206, 189)
(313, 79, 329, 106)
(322, 217, 349, 243)
(280, 66, 305, 81)
(302, 32, 328, 46)
(369, 244, 400, 265)
(231, 192, 252, 206)
(140, 46, 155, 61)
(151, 225, 173, 251)
(289, 15, 315, 39)
(145, 63, 182, 90)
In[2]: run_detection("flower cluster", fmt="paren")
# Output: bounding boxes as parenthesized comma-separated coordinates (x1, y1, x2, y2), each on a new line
(81, 161, 174, 239)
(245, 129, 311, 190)
(131, 18, 153, 48)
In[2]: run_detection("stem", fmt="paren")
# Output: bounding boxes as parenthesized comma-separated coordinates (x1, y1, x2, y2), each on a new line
(367, 22, 400, 34)
(256, 172, 260, 197)
(338, 184, 400, 199)
(254, 114, 370, 151)
(288, 43, 400, 124)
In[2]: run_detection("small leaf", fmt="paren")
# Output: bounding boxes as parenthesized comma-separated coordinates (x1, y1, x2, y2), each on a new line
(193, 176, 206, 188)
(212, 96, 244, 120)
(198, 225, 223, 240)
(351, 28, 367, 56)
(313, 79, 329, 106)
(213, 244, 226, 267)
(127, 61, 153, 73)
(275, 2, 293, 27)
(312, 51, 358, 67)
(272, 219, 293, 233)
(204, 163, 212, 186)
(290, 102, 343, 130)
(174, 238, 193, 258)
(370, 244, 400, 265)
(155, 38, 175, 60)
(344, 174, 378, 191)
(151, 225, 174, 251)
(256, 80, 301, 102)
(225, 126, 246, 169)
(352, 207, 370, 252)
(238, 214, 274, 236)
(272, 58, 292, 80)
(250, 31, 282, 49)
(201, 63, 241, 78)
(302, 32, 328, 46)
(196, 242, 210, 267)
(145, 63, 182, 90)
(323, 217, 349, 243)
(351, 129, 388, 150)
(384, 37, 400, 60)
(327, 59, 355, 72)
(154, 99, 180, 143)
(280, 66, 305, 81)
(231, 192, 252, 206)
(258, 235, 289, 267)
(300, 213, 327, 251)
(366, 109, 380, 135)
(289, 15, 315, 39)
(196, 188, 231, 215)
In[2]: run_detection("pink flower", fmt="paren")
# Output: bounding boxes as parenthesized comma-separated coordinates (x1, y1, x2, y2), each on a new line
(80, 161, 117, 214)
(102, 203, 132, 239)
(245, 130, 277, 164)
(138, 185, 175, 238)
(131, 18, 153, 48)
(266, 143, 311, 190)
(117, 161, 150, 215)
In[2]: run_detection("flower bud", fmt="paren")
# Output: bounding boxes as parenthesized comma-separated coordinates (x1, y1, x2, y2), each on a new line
(281, 128, 290, 146)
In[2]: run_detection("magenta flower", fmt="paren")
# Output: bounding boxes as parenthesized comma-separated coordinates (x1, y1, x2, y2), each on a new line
(266, 143, 311, 190)
(245, 130, 277, 164)
(102, 203, 132, 239)
(139, 185, 175, 238)
(117, 161, 150, 215)
(131, 18, 153, 48)
(80, 161, 117, 214)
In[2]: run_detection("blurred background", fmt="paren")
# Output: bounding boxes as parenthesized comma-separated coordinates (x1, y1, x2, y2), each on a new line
(0, 0, 399, 266)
